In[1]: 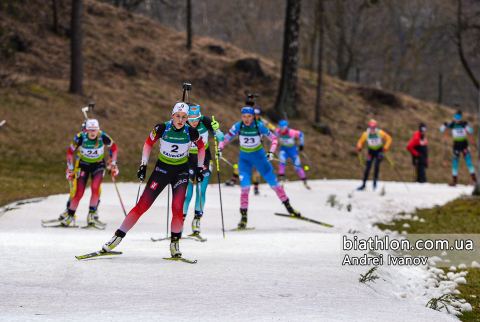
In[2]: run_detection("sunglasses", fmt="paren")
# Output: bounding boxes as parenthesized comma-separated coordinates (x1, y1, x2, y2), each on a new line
(188, 116, 201, 122)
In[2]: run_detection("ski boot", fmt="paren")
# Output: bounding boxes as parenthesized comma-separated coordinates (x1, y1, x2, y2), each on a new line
(170, 238, 182, 258)
(449, 176, 457, 187)
(303, 179, 311, 190)
(373, 180, 377, 191)
(283, 199, 301, 217)
(225, 178, 236, 186)
(60, 213, 76, 227)
(238, 208, 248, 228)
(254, 186, 260, 196)
(87, 207, 106, 227)
(357, 183, 366, 191)
(102, 229, 125, 252)
(192, 213, 201, 234)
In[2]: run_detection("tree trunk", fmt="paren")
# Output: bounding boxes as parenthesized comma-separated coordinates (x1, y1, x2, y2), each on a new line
(52, 0, 59, 34)
(335, 0, 348, 80)
(456, 0, 479, 90)
(69, 0, 83, 95)
(186, 0, 192, 50)
(274, 0, 301, 118)
(314, 0, 324, 124)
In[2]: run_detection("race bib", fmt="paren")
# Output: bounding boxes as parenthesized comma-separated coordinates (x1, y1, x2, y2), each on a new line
(367, 137, 382, 147)
(239, 135, 262, 149)
(452, 128, 467, 139)
(80, 146, 104, 160)
(191, 131, 209, 149)
(280, 136, 295, 146)
(160, 140, 189, 159)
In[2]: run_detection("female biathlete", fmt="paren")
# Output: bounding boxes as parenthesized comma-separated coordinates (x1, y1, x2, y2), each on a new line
(275, 119, 309, 189)
(440, 110, 477, 186)
(356, 119, 392, 191)
(44, 122, 109, 226)
(102, 102, 206, 259)
(218, 106, 301, 229)
(183, 104, 224, 237)
(61, 119, 118, 228)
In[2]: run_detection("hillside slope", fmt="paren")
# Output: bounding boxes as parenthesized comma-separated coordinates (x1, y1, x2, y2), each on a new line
(0, 0, 477, 206)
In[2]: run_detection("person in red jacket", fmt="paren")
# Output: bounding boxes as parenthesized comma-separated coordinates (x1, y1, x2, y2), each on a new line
(407, 123, 428, 183)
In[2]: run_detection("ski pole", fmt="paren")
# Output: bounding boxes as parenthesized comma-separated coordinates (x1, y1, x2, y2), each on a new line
(301, 151, 323, 177)
(467, 132, 478, 150)
(68, 178, 76, 226)
(358, 153, 364, 167)
(111, 176, 127, 216)
(272, 157, 309, 171)
(385, 152, 410, 191)
(213, 116, 225, 238)
(221, 156, 235, 168)
(136, 180, 143, 205)
(197, 180, 203, 217)
(166, 184, 170, 238)
(443, 130, 448, 167)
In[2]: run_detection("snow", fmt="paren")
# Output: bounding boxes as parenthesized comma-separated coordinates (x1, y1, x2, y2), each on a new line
(454, 277, 467, 285)
(0, 179, 472, 321)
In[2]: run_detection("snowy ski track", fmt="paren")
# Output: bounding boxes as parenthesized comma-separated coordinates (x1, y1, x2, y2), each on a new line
(0, 179, 472, 321)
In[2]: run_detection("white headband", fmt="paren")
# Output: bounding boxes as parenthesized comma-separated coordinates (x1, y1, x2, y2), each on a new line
(172, 102, 189, 115)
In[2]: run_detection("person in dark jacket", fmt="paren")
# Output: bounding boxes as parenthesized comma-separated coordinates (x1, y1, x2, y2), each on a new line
(407, 123, 429, 183)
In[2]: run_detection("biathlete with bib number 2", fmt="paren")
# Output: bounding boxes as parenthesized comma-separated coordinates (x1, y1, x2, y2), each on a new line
(183, 103, 224, 237)
(101, 102, 206, 259)
(218, 106, 301, 229)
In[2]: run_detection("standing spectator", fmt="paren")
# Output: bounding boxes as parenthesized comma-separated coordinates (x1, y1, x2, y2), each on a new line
(407, 123, 429, 183)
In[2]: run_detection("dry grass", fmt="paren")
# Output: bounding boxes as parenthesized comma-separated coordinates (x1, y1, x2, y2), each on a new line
(0, 0, 478, 206)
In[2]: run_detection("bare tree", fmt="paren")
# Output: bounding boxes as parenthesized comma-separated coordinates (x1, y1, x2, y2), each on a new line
(69, 0, 83, 94)
(275, 0, 302, 118)
(52, 0, 59, 34)
(456, 0, 479, 90)
(314, 0, 324, 125)
(186, 0, 192, 50)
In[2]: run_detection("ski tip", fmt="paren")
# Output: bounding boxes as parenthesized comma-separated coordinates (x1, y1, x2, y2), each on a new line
(163, 257, 197, 264)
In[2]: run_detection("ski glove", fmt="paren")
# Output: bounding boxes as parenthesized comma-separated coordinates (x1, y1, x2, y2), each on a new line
(216, 148, 222, 159)
(66, 169, 75, 180)
(356, 148, 361, 154)
(196, 167, 204, 183)
(138, 165, 147, 181)
(111, 165, 119, 177)
(382, 148, 388, 153)
(266, 152, 275, 161)
(299, 145, 304, 151)
(211, 117, 220, 131)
